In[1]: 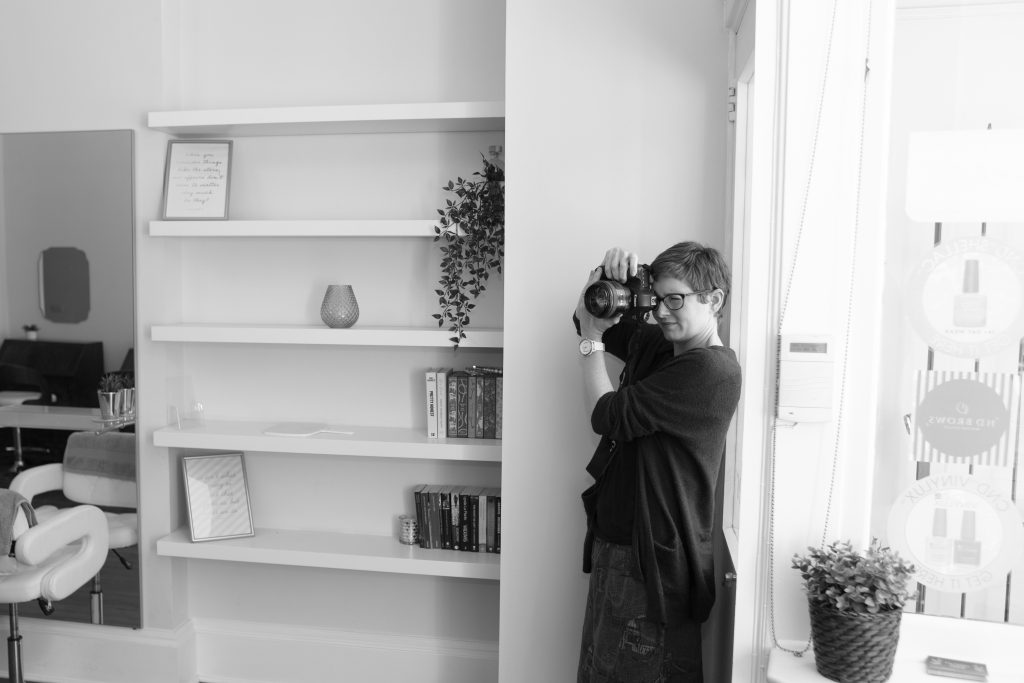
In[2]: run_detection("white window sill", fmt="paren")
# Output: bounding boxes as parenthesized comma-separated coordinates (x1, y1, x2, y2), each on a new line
(767, 612, 1024, 682)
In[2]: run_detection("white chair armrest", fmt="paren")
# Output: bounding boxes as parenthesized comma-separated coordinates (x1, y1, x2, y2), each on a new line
(9, 463, 65, 501)
(15, 505, 109, 601)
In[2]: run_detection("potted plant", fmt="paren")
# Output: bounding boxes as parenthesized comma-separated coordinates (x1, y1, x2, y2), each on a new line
(792, 539, 915, 683)
(433, 148, 505, 347)
(118, 373, 136, 419)
(97, 372, 125, 420)
(22, 324, 38, 341)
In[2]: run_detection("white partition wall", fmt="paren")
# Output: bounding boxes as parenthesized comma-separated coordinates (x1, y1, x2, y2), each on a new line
(502, 2, 729, 681)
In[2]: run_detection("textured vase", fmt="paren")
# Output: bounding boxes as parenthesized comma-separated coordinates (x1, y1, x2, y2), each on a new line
(320, 284, 360, 328)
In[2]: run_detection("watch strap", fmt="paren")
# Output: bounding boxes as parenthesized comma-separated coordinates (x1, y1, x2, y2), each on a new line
(579, 338, 606, 356)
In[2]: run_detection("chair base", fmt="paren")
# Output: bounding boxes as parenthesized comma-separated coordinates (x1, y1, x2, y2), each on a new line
(91, 584, 104, 625)
(8, 603, 23, 683)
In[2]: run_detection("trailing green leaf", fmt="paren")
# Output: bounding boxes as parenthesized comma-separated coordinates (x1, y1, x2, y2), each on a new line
(433, 154, 505, 348)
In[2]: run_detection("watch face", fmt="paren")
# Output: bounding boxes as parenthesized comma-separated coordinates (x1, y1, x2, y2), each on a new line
(580, 339, 592, 355)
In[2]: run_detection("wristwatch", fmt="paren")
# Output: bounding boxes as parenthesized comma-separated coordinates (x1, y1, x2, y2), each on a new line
(579, 338, 606, 357)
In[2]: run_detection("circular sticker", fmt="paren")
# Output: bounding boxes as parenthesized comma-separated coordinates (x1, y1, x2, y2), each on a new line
(905, 237, 1024, 358)
(887, 474, 1024, 593)
(916, 378, 1010, 459)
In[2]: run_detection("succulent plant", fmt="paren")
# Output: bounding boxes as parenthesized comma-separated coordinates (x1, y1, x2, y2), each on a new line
(792, 539, 915, 614)
(97, 372, 125, 393)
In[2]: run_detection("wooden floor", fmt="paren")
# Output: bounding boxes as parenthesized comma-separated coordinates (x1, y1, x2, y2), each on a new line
(0, 442, 141, 630)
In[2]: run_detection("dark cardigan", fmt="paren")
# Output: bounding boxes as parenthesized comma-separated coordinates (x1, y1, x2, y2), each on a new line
(577, 315, 742, 626)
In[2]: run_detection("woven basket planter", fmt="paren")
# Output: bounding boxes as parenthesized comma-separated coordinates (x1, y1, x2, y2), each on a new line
(808, 601, 901, 683)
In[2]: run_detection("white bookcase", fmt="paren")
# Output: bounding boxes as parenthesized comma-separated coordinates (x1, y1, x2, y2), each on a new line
(147, 101, 504, 578)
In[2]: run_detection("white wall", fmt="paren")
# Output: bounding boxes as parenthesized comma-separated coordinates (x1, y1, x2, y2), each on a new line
(502, 1, 729, 680)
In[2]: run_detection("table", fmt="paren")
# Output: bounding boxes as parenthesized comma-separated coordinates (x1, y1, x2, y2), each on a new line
(0, 405, 109, 472)
(0, 404, 102, 431)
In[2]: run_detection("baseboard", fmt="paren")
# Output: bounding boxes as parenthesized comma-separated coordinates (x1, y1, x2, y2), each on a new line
(0, 617, 193, 683)
(193, 618, 499, 683)
(0, 616, 498, 683)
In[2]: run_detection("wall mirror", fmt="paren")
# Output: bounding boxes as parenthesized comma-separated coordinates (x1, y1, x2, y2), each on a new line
(871, 4, 1024, 628)
(0, 129, 138, 628)
(39, 246, 91, 323)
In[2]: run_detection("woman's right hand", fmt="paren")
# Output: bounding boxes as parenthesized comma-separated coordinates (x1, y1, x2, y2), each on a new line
(599, 247, 640, 283)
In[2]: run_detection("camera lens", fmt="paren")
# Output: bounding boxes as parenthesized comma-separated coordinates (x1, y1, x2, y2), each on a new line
(584, 281, 630, 318)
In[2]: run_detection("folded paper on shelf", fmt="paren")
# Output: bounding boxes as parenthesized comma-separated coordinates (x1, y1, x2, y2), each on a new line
(262, 422, 354, 437)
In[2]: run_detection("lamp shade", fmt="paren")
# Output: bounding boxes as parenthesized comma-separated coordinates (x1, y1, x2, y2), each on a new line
(906, 129, 1024, 223)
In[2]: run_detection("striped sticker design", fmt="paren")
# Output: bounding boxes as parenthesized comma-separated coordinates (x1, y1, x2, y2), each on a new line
(912, 371, 1019, 467)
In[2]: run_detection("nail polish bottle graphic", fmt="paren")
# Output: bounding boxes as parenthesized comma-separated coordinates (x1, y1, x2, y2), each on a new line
(925, 507, 953, 566)
(953, 509, 982, 566)
(953, 258, 987, 328)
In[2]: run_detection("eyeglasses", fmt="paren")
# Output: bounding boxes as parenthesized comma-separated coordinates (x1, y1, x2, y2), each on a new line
(655, 290, 713, 311)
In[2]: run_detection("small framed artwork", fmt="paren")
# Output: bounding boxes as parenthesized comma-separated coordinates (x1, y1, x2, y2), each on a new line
(182, 452, 255, 542)
(161, 139, 233, 220)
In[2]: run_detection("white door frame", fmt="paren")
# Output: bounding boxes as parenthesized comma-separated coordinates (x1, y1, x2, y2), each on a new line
(725, 0, 789, 681)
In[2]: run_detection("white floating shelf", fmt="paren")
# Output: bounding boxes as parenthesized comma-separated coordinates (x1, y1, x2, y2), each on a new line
(156, 526, 500, 580)
(148, 101, 505, 136)
(154, 419, 501, 462)
(149, 219, 438, 238)
(150, 324, 503, 348)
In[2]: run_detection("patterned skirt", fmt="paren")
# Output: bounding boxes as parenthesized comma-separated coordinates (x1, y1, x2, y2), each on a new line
(578, 538, 703, 683)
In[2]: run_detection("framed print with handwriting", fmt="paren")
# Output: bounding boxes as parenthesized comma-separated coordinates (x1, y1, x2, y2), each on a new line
(182, 452, 254, 542)
(161, 140, 233, 220)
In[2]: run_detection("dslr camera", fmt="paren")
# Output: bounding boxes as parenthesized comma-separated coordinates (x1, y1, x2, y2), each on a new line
(583, 264, 656, 320)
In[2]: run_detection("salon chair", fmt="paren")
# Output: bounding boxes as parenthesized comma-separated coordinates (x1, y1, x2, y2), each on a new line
(0, 363, 57, 472)
(0, 498, 108, 683)
(10, 431, 137, 625)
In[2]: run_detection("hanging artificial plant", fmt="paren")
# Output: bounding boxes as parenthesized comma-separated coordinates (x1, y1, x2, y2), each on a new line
(433, 151, 505, 347)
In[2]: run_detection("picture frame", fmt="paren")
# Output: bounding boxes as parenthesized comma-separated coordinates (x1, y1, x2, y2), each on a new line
(181, 452, 255, 542)
(161, 139, 233, 220)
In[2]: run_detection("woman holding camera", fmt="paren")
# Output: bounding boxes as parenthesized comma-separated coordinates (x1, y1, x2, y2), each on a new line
(574, 242, 742, 683)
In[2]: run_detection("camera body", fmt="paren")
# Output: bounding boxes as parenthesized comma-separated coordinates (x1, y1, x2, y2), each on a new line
(584, 264, 656, 320)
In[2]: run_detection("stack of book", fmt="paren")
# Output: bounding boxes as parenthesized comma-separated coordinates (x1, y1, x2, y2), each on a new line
(411, 484, 501, 553)
(425, 366, 503, 439)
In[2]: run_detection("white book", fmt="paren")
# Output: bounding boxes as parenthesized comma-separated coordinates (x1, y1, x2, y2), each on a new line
(425, 369, 438, 438)
(435, 368, 449, 438)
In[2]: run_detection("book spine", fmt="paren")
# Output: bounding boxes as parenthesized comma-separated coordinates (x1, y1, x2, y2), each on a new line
(482, 376, 496, 439)
(440, 485, 452, 550)
(486, 490, 497, 553)
(447, 373, 459, 437)
(496, 377, 503, 439)
(456, 374, 470, 437)
(425, 369, 438, 439)
(426, 486, 440, 549)
(494, 490, 501, 554)
(467, 375, 478, 439)
(458, 486, 470, 552)
(413, 484, 428, 549)
(475, 376, 484, 438)
(436, 369, 448, 438)
(450, 487, 461, 551)
(468, 488, 480, 552)
(479, 489, 491, 552)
